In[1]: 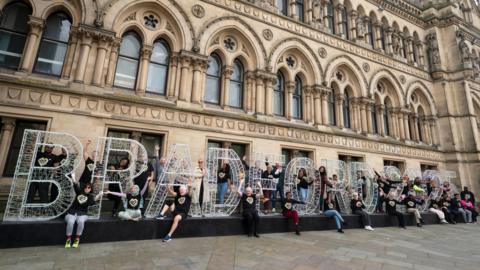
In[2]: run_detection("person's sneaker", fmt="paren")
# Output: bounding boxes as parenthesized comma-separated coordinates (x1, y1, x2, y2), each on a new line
(72, 239, 80, 248)
(156, 214, 165, 220)
(163, 235, 172, 242)
(416, 223, 422, 227)
(440, 219, 449, 224)
(64, 239, 71, 249)
(337, 229, 344, 233)
(365, 226, 374, 231)
(272, 208, 276, 213)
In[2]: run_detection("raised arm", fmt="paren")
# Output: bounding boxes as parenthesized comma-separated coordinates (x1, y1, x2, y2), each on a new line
(104, 190, 126, 198)
(94, 191, 104, 201)
(256, 181, 264, 199)
(237, 179, 244, 197)
(83, 140, 91, 160)
(140, 177, 152, 196)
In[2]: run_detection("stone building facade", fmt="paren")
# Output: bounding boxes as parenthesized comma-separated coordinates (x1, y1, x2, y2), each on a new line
(0, 0, 480, 193)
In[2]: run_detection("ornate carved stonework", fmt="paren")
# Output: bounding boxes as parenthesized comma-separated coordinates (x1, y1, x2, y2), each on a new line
(362, 63, 370, 72)
(318, 47, 327, 59)
(262, 29, 273, 41)
(192, 4, 205, 18)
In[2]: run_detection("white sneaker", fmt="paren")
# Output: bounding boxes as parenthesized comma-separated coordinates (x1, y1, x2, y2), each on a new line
(440, 219, 449, 224)
(272, 208, 276, 213)
(365, 226, 374, 231)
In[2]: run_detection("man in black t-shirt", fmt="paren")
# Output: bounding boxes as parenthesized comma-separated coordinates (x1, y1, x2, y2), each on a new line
(158, 180, 193, 242)
(27, 145, 56, 203)
(238, 179, 263, 237)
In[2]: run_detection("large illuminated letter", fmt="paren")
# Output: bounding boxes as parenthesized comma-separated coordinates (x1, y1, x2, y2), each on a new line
(145, 144, 194, 218)
(320, 159, 349, 213)
(285, 157, 318, 215)
(89, 137, 147, 218)
(4, 130, 82, 221)
(203, 148, 244, 216)
(347, 162, 378, 213)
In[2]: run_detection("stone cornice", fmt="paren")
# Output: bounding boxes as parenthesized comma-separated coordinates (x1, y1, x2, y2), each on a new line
(368, 0, 425, 27)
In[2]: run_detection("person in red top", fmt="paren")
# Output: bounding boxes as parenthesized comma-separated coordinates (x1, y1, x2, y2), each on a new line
(273, 191, 305, 235)
(461, 197, 478, 223)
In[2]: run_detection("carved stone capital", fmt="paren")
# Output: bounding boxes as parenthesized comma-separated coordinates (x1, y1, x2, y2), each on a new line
(27, 16, 45, 35)
(140, 45, 153, 60)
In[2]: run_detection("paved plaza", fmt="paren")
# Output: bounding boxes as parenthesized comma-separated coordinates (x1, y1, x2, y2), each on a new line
(0, 224, 479, 270)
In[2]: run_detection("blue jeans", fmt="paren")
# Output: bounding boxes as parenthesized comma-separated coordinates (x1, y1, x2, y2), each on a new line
(271, 184, 284, 209)
(324, 209, 344, 230)
(299, 187, 308, 202)
(217, 182, 228, 204)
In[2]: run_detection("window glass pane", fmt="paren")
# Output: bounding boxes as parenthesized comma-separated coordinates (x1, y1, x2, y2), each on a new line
(231, 61, 243, 82)
(292, 97, 300, 119)
(273, 91, 284, 115)
(114, 57, 139, 89)
(328, 92, 336, 125)
(0, 3, 31, 33)
(34, 40, 67, 76)
(151, 41, 169, 64)
(206, 55, 221, 76)
(296, 0, 304, 22)
(0, 31, 26, 69)
(119, 32, 141, 59)
(228, 81, 242, 108)
(43, 13, 71, 42)
(146, 63, 167, 94)
(277, 0, 288, 15)
(140, 133, 163, 164)
(230, 143, 246, 159)
(207, 141, 222, 149)
(4, 120, 47, 177)
(205, 77, 220, 104)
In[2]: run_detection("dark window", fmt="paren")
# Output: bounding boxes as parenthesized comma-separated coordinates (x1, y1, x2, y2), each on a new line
(384, 105, 390, 136)
(229, 59, 243, 108)
(413, 42, 418, 63)
(277, 0, 288, 16)
(292, 76, 303, 119)
(417, 118, 423, 142)
(282, 148, 311, 164)
(146, 40, 169, 95)
(372, 104, 378, 134)
(380, 26, 386, 50)
(4, 120, 47, 177)
(34, 12, 71, 76)
(208, 140, 247, 159)
(295, 0, 305, 22)
(114, 32, 141, 89)
(274, 72, 285, 116)
(367, 20, 374, 48)
(328, 89, 336, 125)
(327, 0, 335, 34)
(107, 130, 163, 166)
(0, 2, 31, 69)
(205, 54, 222, 104)
(340, 6, 349, 39)
(343, 92, 351, 128)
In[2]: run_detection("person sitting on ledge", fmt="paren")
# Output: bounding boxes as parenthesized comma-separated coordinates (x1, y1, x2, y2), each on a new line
(383, 189, 406, 229)
(272, 191, 305, 235)
(403, 192, 425, 227)
(158, 180, 193, 242)
(461, 196, 478, 224)
(428, 197, 449, 224)
(323, 191, 347, 233)
(238, 179, 263, 237)
(451, 193, 472, 223)
(438, 193, 455, 224)
(106, 178, 151, 221)
(65, 178, 103, 248)
(350, 192, 374, 231)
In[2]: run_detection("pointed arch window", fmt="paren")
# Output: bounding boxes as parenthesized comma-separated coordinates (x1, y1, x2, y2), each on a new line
(384, 104, 391, 136)
(229, 59, 244, 108)
(292, 76, 303, 119)
(34, 12, 71, 76)
(366, 19, 374, 49)
(340, 6, 349, 40)
(372, 104, 378, 134)
(146, 40, 170, 95)
(0, 2, 32, 69)
(205, 53, 222, 104)
(328, 89, 336, 125)
(343, 92, 351, 128)
(273, 72, 285, 116)
(114, 31, 141, 89)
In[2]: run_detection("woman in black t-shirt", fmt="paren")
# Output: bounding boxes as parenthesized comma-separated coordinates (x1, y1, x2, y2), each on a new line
(64, 181, 102, 248)
(106, 177, 151, 221)
(323, 191, 347, 233)
(238, 179, 263, 237)
(273, 191, 304, 235)
(383, 189, 406, 229)
(158, 180, 193, 242)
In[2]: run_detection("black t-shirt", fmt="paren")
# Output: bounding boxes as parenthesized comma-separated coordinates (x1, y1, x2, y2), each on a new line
(378, 180, 391, 194)
(262, 170, 275, 180)
(450, 198, 462, 210)
(174, 194, 192, 214)
(242, 193, 257, 211)
(217, 169, 230, 184)
(297, 176, 312, 189)
(429, 200, 440, 209)
(404, 197, 421, 209)
(323, 199, 337, 211)
(133, 162, 154, 196)
(350, 199, 365, 212)
(385, 198, 398, 213)
(54, 154, 67, 166)
(443, 199, 452, 209)
(68, 184, 95, 215)
(35, 151, 55, 167)
(126, 193, 142, 210)
(273, 169, 284, 185)
(280, 198, 302, 212)
(79, 158, 95, 184)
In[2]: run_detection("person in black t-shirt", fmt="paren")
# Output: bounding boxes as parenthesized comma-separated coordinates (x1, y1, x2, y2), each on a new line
(272, 191, 304, 235)
(438, 193, 455, 224)
(383, 189, 406, 229)
(79, 140, 96, 188)
(64, 180, 102, 248)
(217, 163, 232, 205)
(106, 177, 151, 221)
(323, 191, 347, 233)
(238, 179, 263, 237)
(376, 175, 391, 213)
(158, 180, 193, 242)
(350, 192, 374, 231)
(403, 193, 425, 227)
(28, 145, 56, 203)
(428, 197, 449, 224)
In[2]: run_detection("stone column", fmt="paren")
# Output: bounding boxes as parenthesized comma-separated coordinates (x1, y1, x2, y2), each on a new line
(360, 101, 368, 133)
(20, 16, 44, 73)
(303, 87, 310, 123)
(313, 86, 322, 126)
(406, 37, 414, 64)
(336, 94, 344, 128)
(221, 65, 233, 109)
(374, 23, 382, 51)
(312, 0, 323, 28)
(366, 102, 373, 133)
(306, 0, 313, 24)
(385, 27, 393, 55)
(265, 75, 275, 116)
(290, 0, 297, 19)
(61, 27, 79, 79)
(335, 4, 344, 37)
(423, 119, 432, 145)
(351, 100, 358, 131)
(321, 89, 329, 125)
(246, 72, 255, 113)
(322, 0, 330, 31)
(191, 59, 207, 104)
(378, 105, 385, 136)
(74, 28, 94, 83)
(412, 114, 420, 142)
(430, 118, 439, 145)
(255, 74, 265, 115)
(0, 118, 16, 175)
(92, 34, 112, 86)
(166, 54, 179, 99)
(349, 10, 357, 41)
(136, 45, 153, 96)
(178, 56, 192, 102)
(403, 112, 411, 140)
(105, 38, 121, 88)
(397, 110, 405, 140)
(286, 81, 295, 120)
(416, 42, 425, 67)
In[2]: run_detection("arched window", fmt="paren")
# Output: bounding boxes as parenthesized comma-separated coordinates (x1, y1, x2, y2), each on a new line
(146, 40, 169, 95)
(114, 32, 141, 89)
(205, 53, 222, 104)
(413, 42, 418, 63)
(295, 0, 305, 22)
(328, 89, 336, 125)
(273, 72, 285, 116)
(417, 118, 423, 142)
(380, 26, 386, 51)
(384, 104, 391, 136)
(372, 104, 378, 134)
(402, 37, 408, 59)
(229, 59, 243, 108)
(408, 115, 415, 140)
(0, 2, 31, 69)
(33, 12, 71, 76)
(327, 0, 335, 34)
(343, 92, 351, 128)
(340, 6, 349, 40)
(292, 76, 303, 119)
(366, 19, 374, 49)
(277, 0, 288, 16)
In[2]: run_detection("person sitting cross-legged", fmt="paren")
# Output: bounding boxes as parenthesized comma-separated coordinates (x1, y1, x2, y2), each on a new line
(350, 192, 374, 231)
